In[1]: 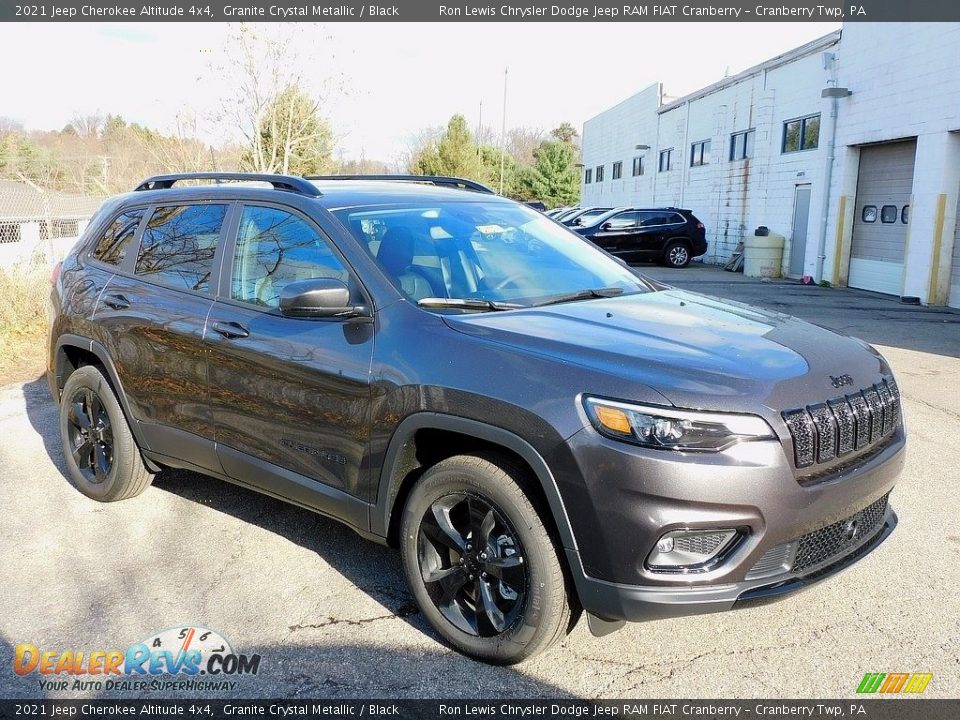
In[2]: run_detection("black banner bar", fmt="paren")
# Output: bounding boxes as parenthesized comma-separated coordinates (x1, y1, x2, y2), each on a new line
(1, 700, 959, 720)
(2, 0, 960, 22)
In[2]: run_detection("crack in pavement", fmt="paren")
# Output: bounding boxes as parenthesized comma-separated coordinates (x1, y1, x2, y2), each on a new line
(288, 603, 420, 632)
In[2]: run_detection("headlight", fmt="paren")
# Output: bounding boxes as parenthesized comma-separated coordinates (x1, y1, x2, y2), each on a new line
(583, 397, 775, 452)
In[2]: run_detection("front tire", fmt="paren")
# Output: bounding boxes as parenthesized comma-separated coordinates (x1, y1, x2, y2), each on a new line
(663, 240, 692, 268)
(59, 365, 152, 502)
(400, 453, 574, 664)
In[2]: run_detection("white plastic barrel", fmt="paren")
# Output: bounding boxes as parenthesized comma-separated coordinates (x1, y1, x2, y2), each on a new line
(743, 233, 785, 278)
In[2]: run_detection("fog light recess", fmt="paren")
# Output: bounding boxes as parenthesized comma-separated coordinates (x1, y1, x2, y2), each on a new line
(646, 529, 740, 573)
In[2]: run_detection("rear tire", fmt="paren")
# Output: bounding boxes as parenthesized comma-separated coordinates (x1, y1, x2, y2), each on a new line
(400, 453, 574, 664)
(663, 240, 692, 268)
(59, 365, 152, 502)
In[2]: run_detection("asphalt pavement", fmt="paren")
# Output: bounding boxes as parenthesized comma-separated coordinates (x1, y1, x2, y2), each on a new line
(1, 264, 958, 699)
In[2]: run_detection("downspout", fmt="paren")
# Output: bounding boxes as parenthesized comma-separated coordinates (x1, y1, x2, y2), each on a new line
(815, 95, 839, 283)
(679, 99, 692, 206)
(815, 51, 847, 283)
(652, 85, 663, 205)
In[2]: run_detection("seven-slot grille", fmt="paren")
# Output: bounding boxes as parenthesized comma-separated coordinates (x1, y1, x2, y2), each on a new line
(782, 379, 901, 469)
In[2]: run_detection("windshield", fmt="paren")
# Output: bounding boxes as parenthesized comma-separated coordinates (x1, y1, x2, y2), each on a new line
(332, 200, 649, 309)
(572, 208, 611, 225)
(580, 208, 624, 228)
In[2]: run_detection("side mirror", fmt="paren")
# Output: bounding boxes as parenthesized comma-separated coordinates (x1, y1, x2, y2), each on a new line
(600, 221, 613, 231)
(279, 278, 369, 319)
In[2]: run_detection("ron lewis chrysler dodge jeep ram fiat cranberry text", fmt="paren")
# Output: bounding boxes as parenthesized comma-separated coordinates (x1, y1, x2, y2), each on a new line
(48, 173, 904, 664)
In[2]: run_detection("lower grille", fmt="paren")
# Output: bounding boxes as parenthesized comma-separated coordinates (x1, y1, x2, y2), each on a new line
(793, 493, 890, 573)
(745, 543, 796, 580)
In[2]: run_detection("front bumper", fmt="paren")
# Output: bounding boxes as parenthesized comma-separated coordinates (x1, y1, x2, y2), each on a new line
(561, 422, 905, 622)
(571, 508, 896, 623)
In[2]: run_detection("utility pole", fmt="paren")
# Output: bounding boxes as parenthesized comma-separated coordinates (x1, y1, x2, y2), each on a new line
(499, 67, 508, 195)
(477, 100, 483, 160)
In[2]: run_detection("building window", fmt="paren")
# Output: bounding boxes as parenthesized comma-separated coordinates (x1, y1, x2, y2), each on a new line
(861, 206, 877, 223)
(584, 168, 592, 184)
(782, 114, 820, 153)
(632, 156, 644, 176)
(901, 205, 910, 224)
(730, 130, 755, 161)
(880, 205, 898, 224)
(595, 165, 605, 182)
(612, 161, 622, 180)
(658, 148, 673, 172)
(690, 140, 711, 167)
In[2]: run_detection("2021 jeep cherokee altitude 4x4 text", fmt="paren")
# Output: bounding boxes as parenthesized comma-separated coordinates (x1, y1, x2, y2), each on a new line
(48, 173, 905, 664)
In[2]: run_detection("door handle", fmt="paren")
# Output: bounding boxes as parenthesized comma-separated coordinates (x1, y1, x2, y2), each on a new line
(102, 293, 130, 310)
(211, 321, 250, 340)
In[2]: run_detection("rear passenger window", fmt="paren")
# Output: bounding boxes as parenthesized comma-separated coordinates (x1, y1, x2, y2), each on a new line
(91, 209, 144, 266)
(637, 211, 673, 227)
(135, 205, 227, 293)
(231, 206, 348, 309)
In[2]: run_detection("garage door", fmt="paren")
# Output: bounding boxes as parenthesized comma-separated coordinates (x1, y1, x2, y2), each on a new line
(950, 204, 960, 308)
(848, 140, 917, 296)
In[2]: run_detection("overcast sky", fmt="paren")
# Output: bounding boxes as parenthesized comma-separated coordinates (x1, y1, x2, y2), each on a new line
(0, 22, 840, 163)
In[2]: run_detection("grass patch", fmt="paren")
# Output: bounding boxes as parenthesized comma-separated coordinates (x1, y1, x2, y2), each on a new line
(0, 260, 51, 386)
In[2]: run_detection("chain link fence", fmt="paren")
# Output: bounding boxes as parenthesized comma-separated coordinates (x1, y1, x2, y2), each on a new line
(0, 175, 105, 268)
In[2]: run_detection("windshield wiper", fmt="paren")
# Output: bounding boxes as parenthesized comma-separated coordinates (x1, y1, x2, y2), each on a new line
(417, 297, 524, 312)
(532, 287, 625, 307)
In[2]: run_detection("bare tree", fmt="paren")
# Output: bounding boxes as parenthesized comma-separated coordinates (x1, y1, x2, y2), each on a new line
(210, 24, 344, 175)
(507, 127, 546, 166)
(69, 112, 106, 140)
(0, 117, 24, 138)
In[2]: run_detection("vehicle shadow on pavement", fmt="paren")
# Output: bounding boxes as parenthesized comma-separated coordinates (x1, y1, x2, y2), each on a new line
(0, 639, 576, 699)
(150, 466, 426, 629)
(22, 375, 69, 476)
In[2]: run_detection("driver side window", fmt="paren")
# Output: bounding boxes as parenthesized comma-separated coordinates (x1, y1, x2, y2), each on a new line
(605, 212, 639, 230)
(231, 206, 348, 309)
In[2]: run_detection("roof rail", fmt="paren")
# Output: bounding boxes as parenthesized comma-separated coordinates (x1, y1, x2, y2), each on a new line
(133, 173, 322, 197)
(306, 174, 495, 194)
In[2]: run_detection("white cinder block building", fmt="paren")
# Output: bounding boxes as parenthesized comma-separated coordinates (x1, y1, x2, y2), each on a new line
(579, 23, 960, 308)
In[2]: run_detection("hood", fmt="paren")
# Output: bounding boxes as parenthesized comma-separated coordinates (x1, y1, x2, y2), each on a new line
(442, 289, 889, 414)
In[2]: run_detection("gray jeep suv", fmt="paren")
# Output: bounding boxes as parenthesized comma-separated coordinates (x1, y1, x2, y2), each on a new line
(48, 173, 904, 664)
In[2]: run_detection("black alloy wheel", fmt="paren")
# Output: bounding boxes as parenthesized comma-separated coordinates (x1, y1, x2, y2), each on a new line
(65, 387, 113, 483)
(418, 492, 527, 637)
(58, 365, 153, 502)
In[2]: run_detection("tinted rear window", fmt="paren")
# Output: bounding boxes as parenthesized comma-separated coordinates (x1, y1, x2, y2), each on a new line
(91, 209, 144, 266)
(134, 204, 227, 293)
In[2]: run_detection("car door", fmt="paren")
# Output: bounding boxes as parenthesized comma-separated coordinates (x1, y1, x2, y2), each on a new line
(590, 211, 639, 256)
(628, 210, 674, 258)
(205, 203, 375, 518)
(92, 202, 230, 470)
